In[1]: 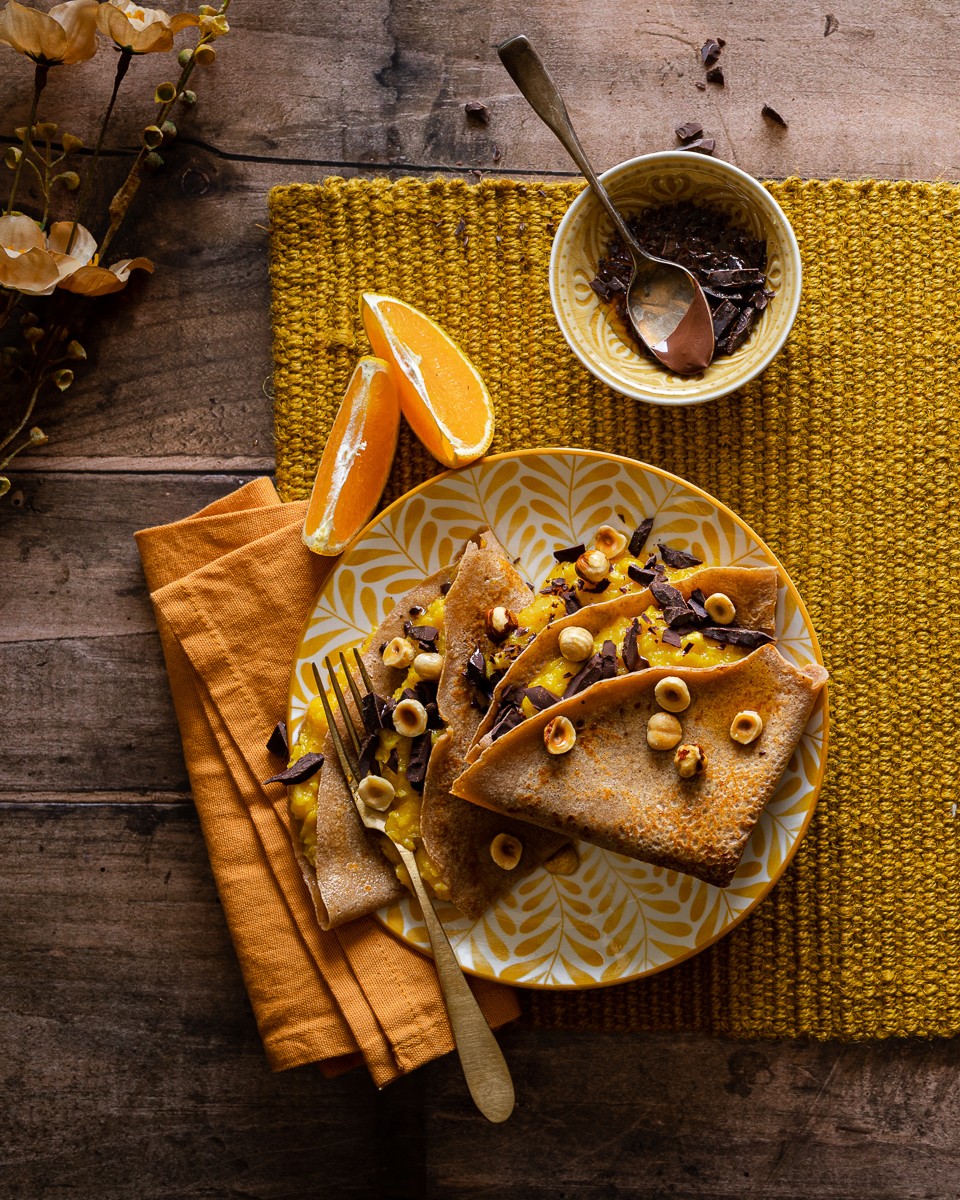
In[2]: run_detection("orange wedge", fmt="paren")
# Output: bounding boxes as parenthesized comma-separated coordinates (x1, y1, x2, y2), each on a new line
(301, 356, 400, 556)
(360, 292, 495, 468)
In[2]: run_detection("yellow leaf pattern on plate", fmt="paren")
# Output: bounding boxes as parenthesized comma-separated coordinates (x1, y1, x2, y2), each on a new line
(288, 449, 828, 990)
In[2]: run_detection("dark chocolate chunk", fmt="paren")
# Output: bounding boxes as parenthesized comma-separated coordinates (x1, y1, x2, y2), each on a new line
(408, 605, 425, 617)
(440, 581, 452, 595)
(553, 542, 585, 563)
(824, 13, 839, 36)
(464, 100, 490, 123)
(661, 629, 683, 648)
(664, 605, 699, 630)
(622, 618, 643, 672)
(523, 685, 559, 711)
(600, 640, 618, 680)
(424, 701, 443, 730)
(702, 625, 775, 649)
(411, 679, 438, 707)
(688, 589, 709, 621)
(406, 734, 432, 791)
(650, 578, 687, 611)
(680, 137, 716, 156)
(585, 578, 610, 594)
(360, 691, 391, 735)
(490, 706, 524, 742)
(761, 104, 788, 128)
(719, 306, 756, 354)
(627, 565, 658, 587)
(675, 120, 703, 142)
(404, 621, 439, 648)
(704, 267, 766, 288)
(386, 747, 399, 775)
(712, 299, 739, 339)
(263, 752, 324, 786)
(465, 646, 487, 690)
(562, 654, 604, 699)
(657, 542, 704, 569)
(628, 517, 654, 556)
(700, 38, 723, 66)
(266, 720, 288, 759)
(357, 734, 379, 779)
(706, 66, 724, 85)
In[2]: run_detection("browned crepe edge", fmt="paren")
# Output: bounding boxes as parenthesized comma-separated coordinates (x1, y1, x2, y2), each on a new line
(452, 644, 827, 888)
(471, 565, 779, 752)
(311, 563, 458, 929)
(421, 539, 567, 919)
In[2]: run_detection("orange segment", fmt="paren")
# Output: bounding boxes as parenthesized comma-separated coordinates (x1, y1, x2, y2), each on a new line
(302, 356, 400, 556)
(360, 292, 495, 468)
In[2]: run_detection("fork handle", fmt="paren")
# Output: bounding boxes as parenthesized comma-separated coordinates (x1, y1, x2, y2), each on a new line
(394, 842, 515, 1123)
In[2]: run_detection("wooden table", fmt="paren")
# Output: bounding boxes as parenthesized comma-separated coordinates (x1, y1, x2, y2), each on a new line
(4, 4, 959, 1196)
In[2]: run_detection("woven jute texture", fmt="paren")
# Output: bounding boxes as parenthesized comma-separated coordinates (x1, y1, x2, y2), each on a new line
(269, 176, 959, 1039)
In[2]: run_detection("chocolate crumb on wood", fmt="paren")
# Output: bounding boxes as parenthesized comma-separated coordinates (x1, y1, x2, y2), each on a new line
(675, 120, 704, 142)
(824, 13, 839, 35)
(762, 104, 788, 128)
(464, 100, 490, 123)
(680, 137, 716, 155)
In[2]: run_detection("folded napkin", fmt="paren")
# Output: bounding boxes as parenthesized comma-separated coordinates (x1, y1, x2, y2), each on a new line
(135, 478, 518, 1084)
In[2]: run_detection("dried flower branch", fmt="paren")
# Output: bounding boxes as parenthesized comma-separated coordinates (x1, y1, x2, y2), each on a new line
(0, 0, 230, 497)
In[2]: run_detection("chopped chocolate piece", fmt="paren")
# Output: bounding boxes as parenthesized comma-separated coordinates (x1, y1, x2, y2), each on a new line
(600, 640, 618, 680)
(386, 747, 399, 774)
(702, 625, 775, 649)
(682, 642, 693, 655)
(263, 752, 324, 786)
(719, 306, 756, 354)
(657, 542, 704, 569)
(712, 299, 739, 339)
(490, 706, 524, 742)
(628, 517, 654, 557)
(406, 733, 432, 791)
(360, 691, 391, 735)
(627, 565, 658, 587)
(688, 589, 709, 621)
(680, 137, 716, 156)
(411, 679, 438, 707)
(454, 217, 466, 238)
(751, 288, 774, 312)
(466, 645, 489, 691)
(650, 578, 687, 611)
(404, 621, 439, 648)
(695, 80, 706, 90)
(664, 605, 699, 630)
(585, 578, 611, 594)
(266, 720, 288, 759)
(706, 66, 724, 85)
(424, 701, 443, 730)
(358, 734, 379, 779)
(700, 38, 723, 66)
(661, 629, 684, 648)
(464, 100, 490, 123)
(622, 618, 645, 673)
(408, 605, 425, 617)
(704, 267, 766, 288)
(562, 653, 604, 699)
(440, 581, 452, 595)
(553, 542, 585, 563)
(675, 120, 703, 142)
(524, 685, 559, 712)
(824, 13, 839, 36)
(761, 104, 788, 128)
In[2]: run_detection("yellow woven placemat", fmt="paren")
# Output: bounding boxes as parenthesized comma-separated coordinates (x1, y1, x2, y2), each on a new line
(269, 175, 960, 1039)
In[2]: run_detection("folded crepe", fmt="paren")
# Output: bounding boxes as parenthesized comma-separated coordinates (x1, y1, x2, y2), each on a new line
(452, 644, 828, 888)
(472, 565, 779, 753)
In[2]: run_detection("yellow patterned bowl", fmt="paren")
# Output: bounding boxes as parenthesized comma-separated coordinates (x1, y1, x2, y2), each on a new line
(549, 151, 802, 405)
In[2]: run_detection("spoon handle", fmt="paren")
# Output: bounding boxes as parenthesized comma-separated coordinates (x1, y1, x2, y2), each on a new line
(497, 36, 641, 255)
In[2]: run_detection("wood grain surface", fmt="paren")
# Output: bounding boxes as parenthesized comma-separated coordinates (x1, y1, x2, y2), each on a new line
(2, 2, 958, 1196)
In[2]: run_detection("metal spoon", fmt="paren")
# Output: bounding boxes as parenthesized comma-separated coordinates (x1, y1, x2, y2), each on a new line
(497, 36, 715, 375)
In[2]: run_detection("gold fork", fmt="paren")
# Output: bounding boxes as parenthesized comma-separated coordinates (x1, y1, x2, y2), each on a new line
(312, 651, 515, 1124)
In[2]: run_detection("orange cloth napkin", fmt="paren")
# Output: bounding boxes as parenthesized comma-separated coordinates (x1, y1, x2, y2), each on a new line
(134, 478, 519, 1085)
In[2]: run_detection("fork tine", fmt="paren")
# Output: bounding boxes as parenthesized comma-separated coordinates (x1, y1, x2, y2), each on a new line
(325, 655, 363, 756)
(339, 651, 367, 718)
(311, 660, 360, 783)
(352, 648, 377, 697)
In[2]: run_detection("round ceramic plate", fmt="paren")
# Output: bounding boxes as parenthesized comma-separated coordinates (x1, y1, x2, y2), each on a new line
(289, 448, 828, 990)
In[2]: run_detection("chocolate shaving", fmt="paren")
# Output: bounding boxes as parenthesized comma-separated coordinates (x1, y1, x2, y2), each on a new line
(657, 542, 704, 569)
(406, 734, 432, 791)
(600, 640, 618, 680)
(661, 629, 683, 648)
(424, 701, 443, 730)
(824, 14, 839, 36)
(523, 686, 559, 712)
(650, 578, 687, 611)
(466, 645, 486, 690)
(360, 692, 391, 735)
(664, 605, 699, 630)
(702, 625, 775, 649)
(628, 517, 654, 557)
(408, 605, 425, 617)
(357, 735, 379, 780)
(263, 752, 324, 786)
(266, 720, 288, 759)
(688, 589, 709, 621)
(584, 578, 611, 594)
(622, 619, 645, 673)
(700, 38, 723, 66)
(563, 654, 604, 699)
(706, 66, 724, 86)
(386, 747, 399, 775)
(675, 120, 703, 142)
(404, 621, 439, 649)
(680, 137, 716, 156)
(464, 100, 490, 123)
(712, 299, 739, 339)
(761, 104, 788, 128)
(553, 542, 585, 563)
(627, 564, 658, 587)
(490, 706, 524, 742)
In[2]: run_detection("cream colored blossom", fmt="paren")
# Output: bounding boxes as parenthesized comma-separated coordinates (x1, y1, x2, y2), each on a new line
(96, 0, 197, 54)
(46, 222, 153, 295)
(0, 216, 152, 297)
(0, 213, 61, 294)
(0, 0, 98, 65)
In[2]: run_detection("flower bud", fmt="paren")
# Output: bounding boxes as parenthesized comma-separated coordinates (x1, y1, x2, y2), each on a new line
(14, 127, 27, 141)
(161, 120, 177, 140)
(199, 13, 229, 37)
(179, 89, 197, 106)
(29, 426, 47, 445)
(4, 147, 22, 169)
(198, 4, 217, 14)
(61, 133, 83, 153)
(23, 326, 44, 345)
(178, 47, 194, 66)
(1, 346, 20, 367)
(144, 152, 164, 172)
(35, 122, 57, 139)
(56, 171, 80, 190)
(51, 369, 73, 391)
(0, 477, 10, 498)
(142, 125, 164, 149)
(66, 340, 86, 360)
(194, 44, 217, 65)
(154, 81, 177, 104)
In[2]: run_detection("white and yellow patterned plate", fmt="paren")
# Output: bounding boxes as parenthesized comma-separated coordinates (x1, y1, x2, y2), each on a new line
(289, 448, 828, 990)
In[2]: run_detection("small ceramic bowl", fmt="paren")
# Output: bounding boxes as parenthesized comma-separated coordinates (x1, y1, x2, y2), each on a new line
(549, 151, 802, 405)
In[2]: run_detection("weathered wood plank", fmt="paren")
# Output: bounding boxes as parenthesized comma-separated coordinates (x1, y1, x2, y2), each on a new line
(4, 803, 960, 1199)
